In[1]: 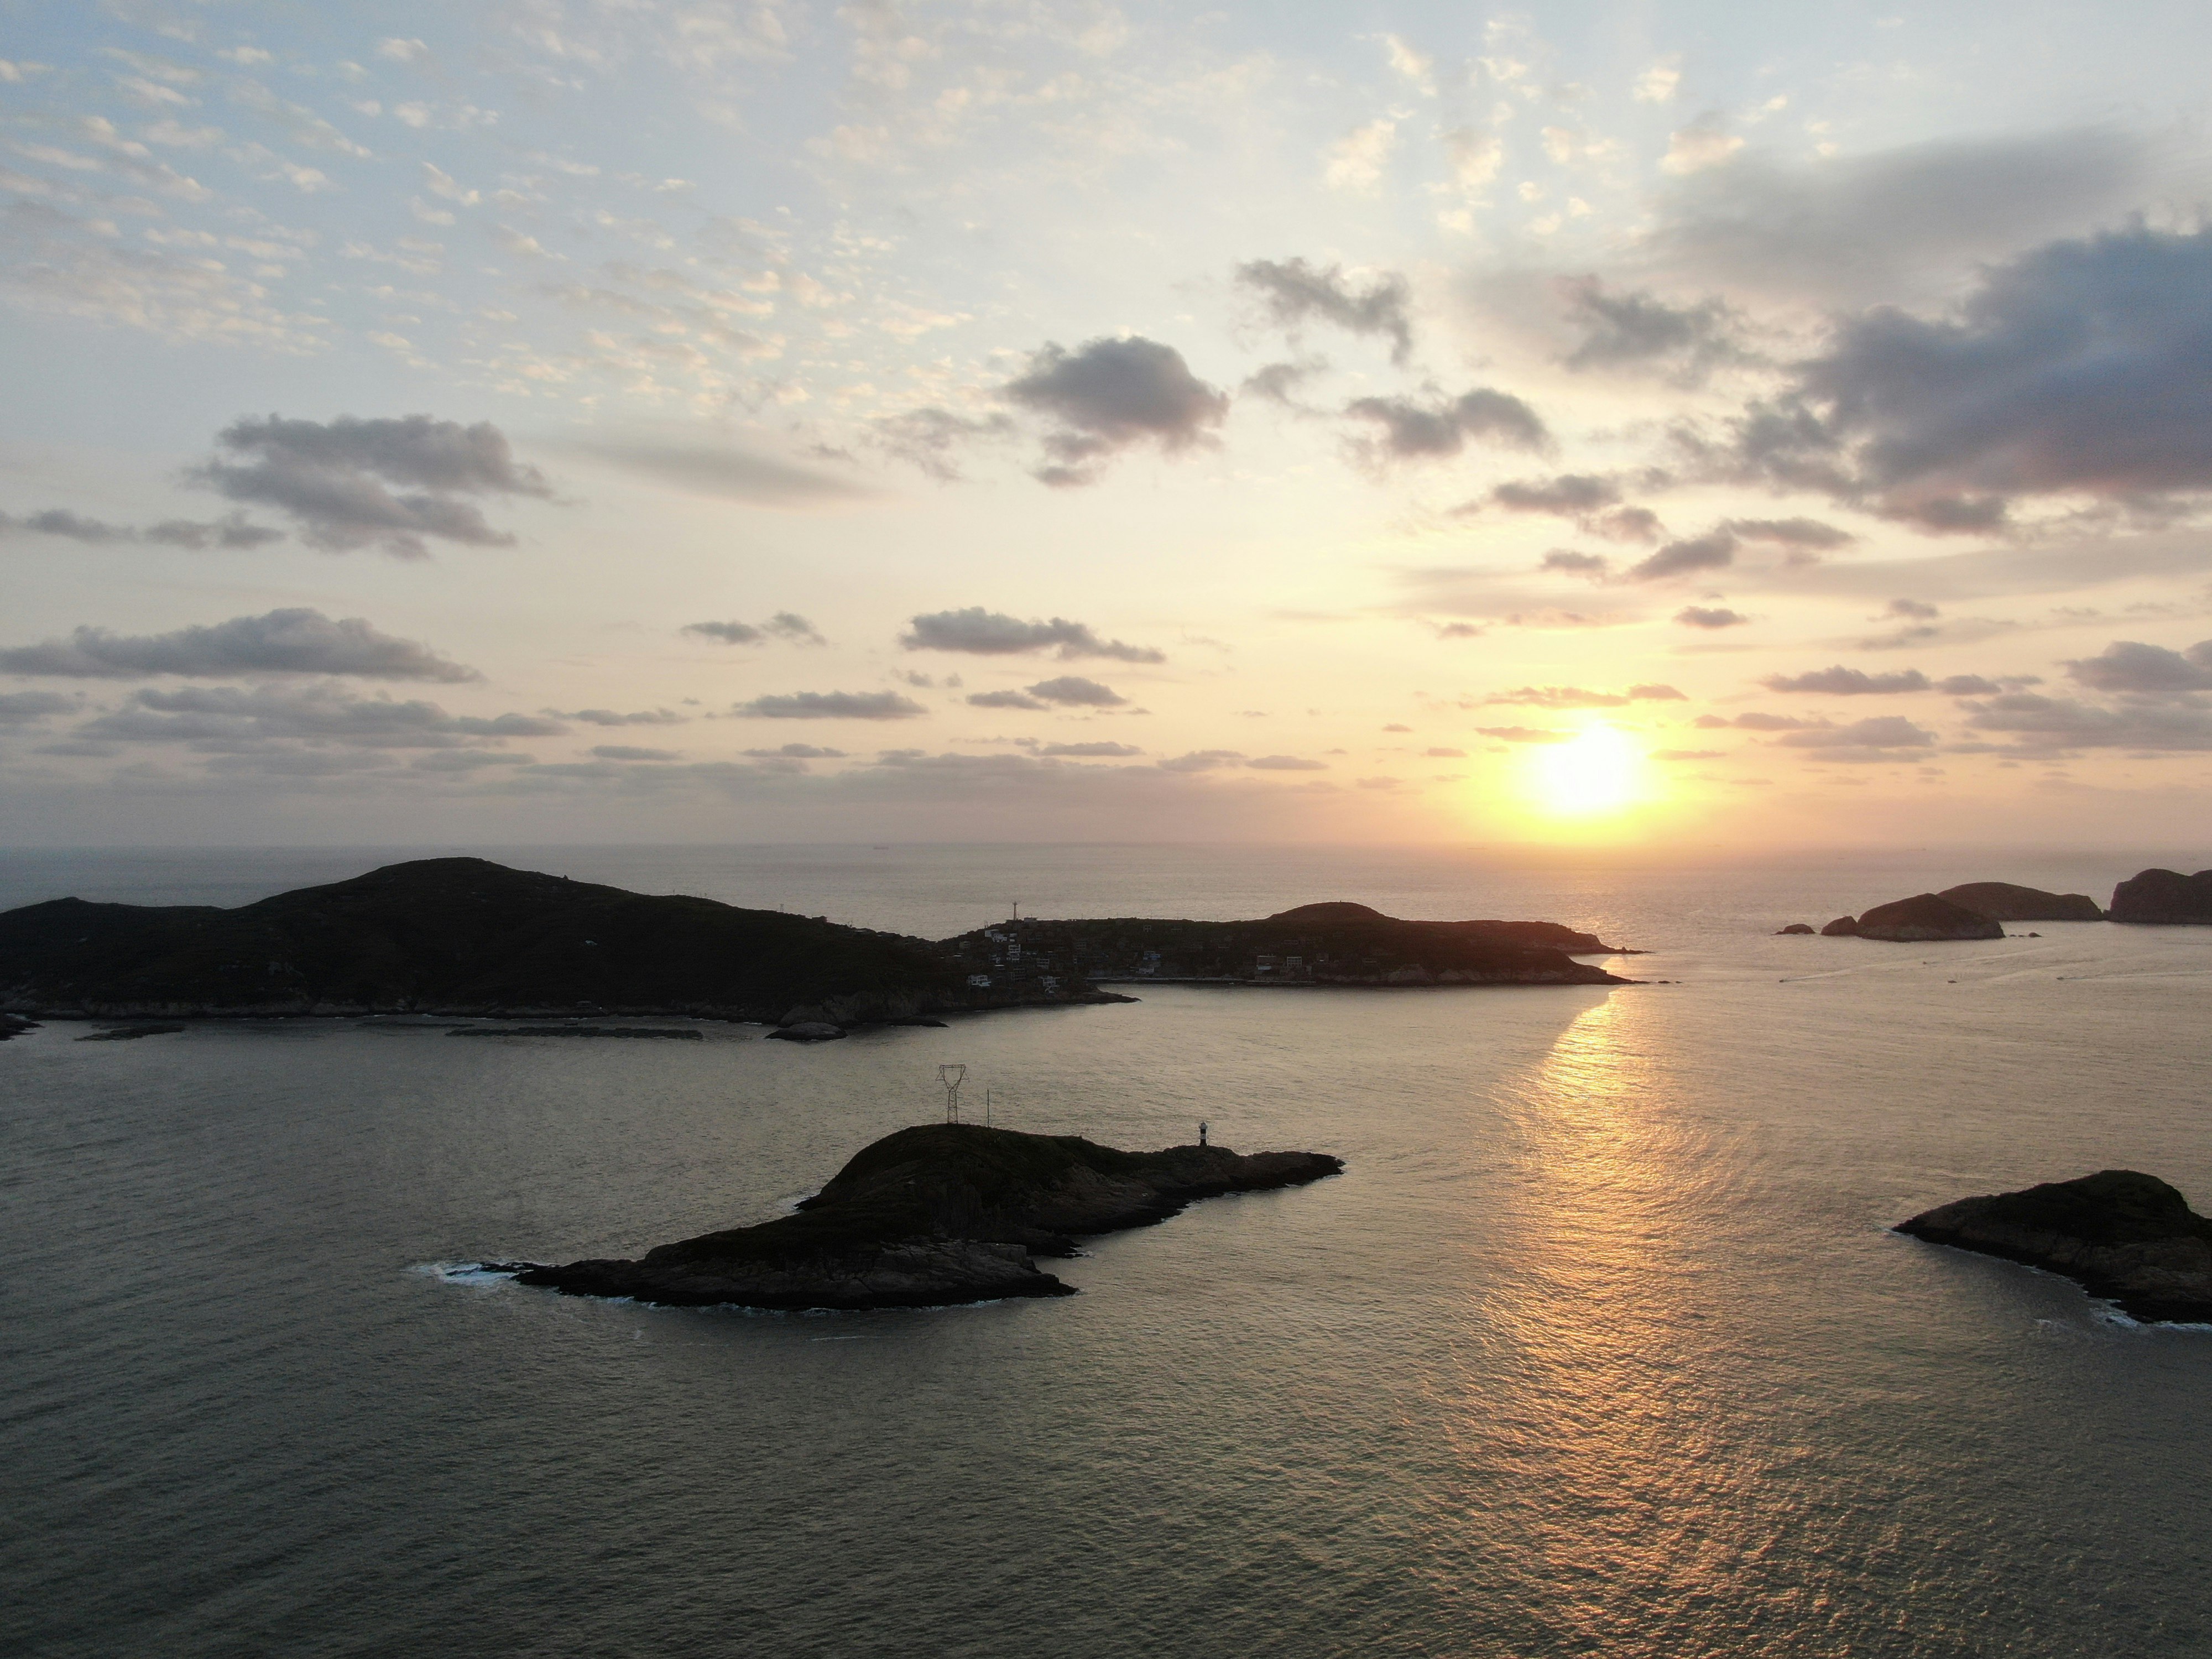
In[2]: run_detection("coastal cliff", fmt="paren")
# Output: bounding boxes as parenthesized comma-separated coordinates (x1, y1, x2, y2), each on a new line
(515, 1123, 1344, 1310)
(1898, 1170, 2212, 1323)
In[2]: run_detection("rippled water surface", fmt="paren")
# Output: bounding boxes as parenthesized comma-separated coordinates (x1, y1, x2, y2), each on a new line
(6, 844, 2212, 1657)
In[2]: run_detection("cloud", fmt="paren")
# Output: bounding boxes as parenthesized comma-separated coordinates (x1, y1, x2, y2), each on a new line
(1885, 598, 1941, 620)
(900, 608, 1164, 663)
(1035, 740, 1142, 757)
(1676, 606, 1748, 628)
(1724, 517, 1855, 554)
(1649, 127, 2155, 305)
(1156, 749, 1244, 771)
(0, 690, 75, 723)
(1696, 711, 1824, 731)
(870, 408, 1017, 482)
(557, 707, 686, 726)
(1661, 117, 1745, 177)
(1559, 278, 1745, 383)
(1624, 530, 1735, 581)
(1422, 745, 1466, 758)
(1002, 337, 1229, 485)
(75, 682, 560, 750)
(1237, 257, 1413, 364)
(1960, 690, 2212, 752)
(967, 689, 1046, 710)
(589, 744, 680, 761)
(568, 437, 878, 507)
(1759, 665, 1931, 695)
(1026, 675, 1125, 707)
(190, 414, 553, 557)
(684, 612, 826, 645)
(1652, 748, 1725, 761)
(0, 507, 281, 549)
(1248, 754, 1326, 770)
(1491, 473, 1619, 517)
(1324, 118, 1397, 191)
(735, 690, 926, 719)
(1344, 388, 1547, 461)
(1484, 684, 1686, 707)
(742, 742, 846, 758)
(1541, 549, 1611, 578)
(2064, 638, 2212, 696)
(0, 608, 477, 681)
(1777, 715, 1937, 752)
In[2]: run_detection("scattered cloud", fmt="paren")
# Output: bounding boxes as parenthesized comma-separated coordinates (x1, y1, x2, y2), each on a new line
(901, 608, 1164, 663)
(1036, 740, 1142, 757)
(1025, 675, 1125, 707)
(683, 612, 826, 645)
(1560, 278, 1746, 383)
(1759, 665, 1931, 695)
(1776, 714, 1936, 753)
(1003, 337, 1229, 486)
(1345, 388, 1546, 461)
(74, 682, 559, 750)
(1624, 530, 1735, 581)
(2064, 638, 2212, 696)
(1475, 726, 1572, 743)
(1676, 605, 1749, 628)
(1484, 684, 1686, 707)
(742, 742, 846, 758)
(0, 608, 476, 680)
(1237, 257, 1413, 364)
(589, 744, 679, 761)
(735, 690, 926, 719)
(570, 437, 878, 507)
(557, 707, 687, 726)
(1, 507, 281, 549)
(1248, 754, 1326, 770)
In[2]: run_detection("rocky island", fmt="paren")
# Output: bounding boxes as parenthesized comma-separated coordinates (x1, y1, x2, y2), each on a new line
(1934, 882, 2104, 922)
(1897, 1169, 2212, 1323)
(513, 1123, 1343, 1310)
(2109, 868, 2212, 925)
(1821, 893, 2005, 942)
(0, 860, 1635, 1024)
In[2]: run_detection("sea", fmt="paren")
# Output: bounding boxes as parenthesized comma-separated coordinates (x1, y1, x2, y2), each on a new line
(6, 842, 2211, 1658)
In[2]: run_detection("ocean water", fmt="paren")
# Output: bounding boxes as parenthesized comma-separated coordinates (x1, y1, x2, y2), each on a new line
(6, 843, 2212, 1658)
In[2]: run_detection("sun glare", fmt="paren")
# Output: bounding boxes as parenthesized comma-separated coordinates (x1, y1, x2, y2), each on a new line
(1528, 724, 1649, 818)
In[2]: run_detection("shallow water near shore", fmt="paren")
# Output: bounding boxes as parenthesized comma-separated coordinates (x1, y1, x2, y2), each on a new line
(6, 843, 2212, 1657)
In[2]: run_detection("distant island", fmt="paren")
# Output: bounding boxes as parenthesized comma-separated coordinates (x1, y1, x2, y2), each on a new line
(1897, 1169, 2212, 1323)
(1802, 879, 2107, 941)
(2109, 868, 2212, 925)
(512, 1122, 1344, 1310)
(0, 858, 1632, 1025)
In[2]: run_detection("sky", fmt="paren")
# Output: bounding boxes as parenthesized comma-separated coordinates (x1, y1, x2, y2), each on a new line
(4, 0, 2212, 849)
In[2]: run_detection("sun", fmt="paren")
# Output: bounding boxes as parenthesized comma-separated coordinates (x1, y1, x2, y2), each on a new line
(1526, 723, 1650, 818)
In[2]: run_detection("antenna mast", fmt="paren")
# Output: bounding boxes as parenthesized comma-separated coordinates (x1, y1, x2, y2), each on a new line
(937, 1063, 967, 1124)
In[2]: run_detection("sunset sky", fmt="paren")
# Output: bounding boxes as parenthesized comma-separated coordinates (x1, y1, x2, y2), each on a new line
(5, 0, 2212, 847)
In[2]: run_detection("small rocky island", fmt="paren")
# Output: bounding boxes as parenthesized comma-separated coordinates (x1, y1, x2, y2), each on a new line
(1897, 1170, 2212, 1323)
(2109, 868, 2212, 925)
(513, 1123, 1343, 1310)
(1822, 894, 2005, 941)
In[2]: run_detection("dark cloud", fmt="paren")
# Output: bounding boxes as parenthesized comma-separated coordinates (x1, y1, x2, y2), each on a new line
(1734, 226, 2212, 528)
(1, 507, 283, 549)
(1247, 754, 1327, 770)
(0, 608, 477, 681)
(1885, 598, 1941, 619)
(557, 707, 687, 726)
(1541, 549, 1611, 580)
(1240, 361, 1321, 405)
(0, 690, 76, 723)
(1345, 388, 1547, 461)
(589, 744, 680, 761)
(1777, 715, 1937, 752)
(735, 690, 927, 719)
(967, 689, 1047, 710)
(1648, 127, 2154, 305)
(1594, 507, 1665, 544)
(1237, 257, 1414, 365)
(742, 742, 847, 758)
(2064, 639, 2212, 697)
(1484, 684, 1686, 707)
(901, 608, 1164, 663)
(1559, 278, 1746, 383)
(1003, 337, 1229, 486)
(1491, 474, 1620, 517)
(1036, 740, 1142, 757)
(869, 408, 1017, 483)
(191, 414, 553, 558)
(684, 612, 826, 646)
(75, 682, 561, 750)
(1960, 690, 2212, 751)
(1759, 665, 1932, 695)
(1024, 675, 1124, 708)
(1624, 530, 1735, 582)
(1725, 517, 1855, 554)
(1156, 749, 1244, 771)
(1676, 606, 1749, 628)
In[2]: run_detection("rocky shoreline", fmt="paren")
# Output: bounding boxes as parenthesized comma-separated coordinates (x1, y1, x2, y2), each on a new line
(512, 1123, 1344, 1311)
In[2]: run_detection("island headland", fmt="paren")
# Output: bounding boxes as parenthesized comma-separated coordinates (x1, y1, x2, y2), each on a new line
(512, 1122, 1344, 1310)
(1811, 880, 2105, 941)
(0, 859, 1634, 1022)
(1897, 1169, 2212, 1323)
(2109, 868, 2212, 925)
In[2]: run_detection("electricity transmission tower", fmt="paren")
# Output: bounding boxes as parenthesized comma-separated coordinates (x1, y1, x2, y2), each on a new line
(937, 1063, 967, 1123)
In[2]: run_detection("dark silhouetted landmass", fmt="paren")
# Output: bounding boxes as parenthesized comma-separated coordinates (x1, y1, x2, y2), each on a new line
(0, 1013, 36, 1041)
(1776, 923, 1815, 935)
(941, 900, 1631, 989)
(447, 1025, 703, 1040)
(1897, 1170, 2212, 1323)
(514, 1123, 1343, 1310)
(1820, 915, 1860, 937)
(0, 857, 1105, 1022)
(2110, 868, 2212, 925)
(1850, 893, 2005, 942)
(1935, 882, 2104, 921)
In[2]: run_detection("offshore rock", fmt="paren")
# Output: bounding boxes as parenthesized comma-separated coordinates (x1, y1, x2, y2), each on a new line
(1819, 915, 1861, 937)
(1851, 894, 2004, 942)
(0, 1012, 37, 1040)
(766, 1021, 846, 1042)
(1776, 923, 1817, 935)
(2109, 868, 2212, 925)
(1897, 1170, 2212, 1323)
(1935, 882, 2105, 922)
(516, 1122, 1343, 1311)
